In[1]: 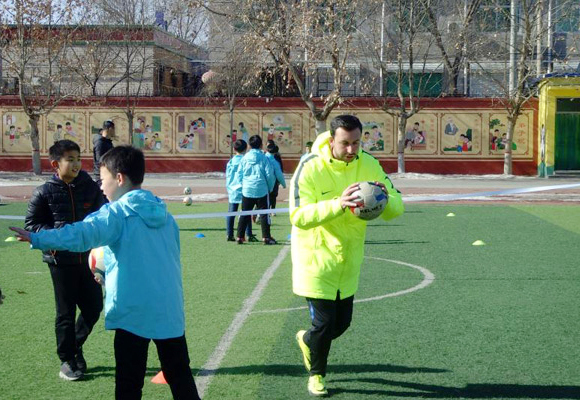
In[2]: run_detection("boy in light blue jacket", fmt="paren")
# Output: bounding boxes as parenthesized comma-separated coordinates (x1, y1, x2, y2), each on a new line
(225, 139, 256, 242)
(11, 146, 200, 400)
(236, 135, 276, 245)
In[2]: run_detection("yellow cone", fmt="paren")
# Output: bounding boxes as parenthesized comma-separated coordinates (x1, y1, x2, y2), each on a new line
(472, 240, 486, 246)
(446, 212, 456, 217)
(5, 236, 18, 242)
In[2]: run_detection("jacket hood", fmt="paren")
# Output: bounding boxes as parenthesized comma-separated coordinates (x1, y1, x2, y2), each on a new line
(311, 130, 361, 164)
(116, 189, 167, 228)
(244, 148, 263, 165)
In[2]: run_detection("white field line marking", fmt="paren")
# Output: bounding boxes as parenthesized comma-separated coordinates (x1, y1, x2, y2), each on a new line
(195, 245, 290, 398)
(251, 258, 435, 314)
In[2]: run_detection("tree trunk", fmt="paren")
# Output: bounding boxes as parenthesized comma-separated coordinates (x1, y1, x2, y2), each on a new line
(397, 115, 408, 173)
(29, 115, 42, 175)
(315, 119, 327, 134)
(126, 111, 134, 146)
(503, 116, 516, 175)
(229, 102, 234, 159)
(447, 67, 458, 96)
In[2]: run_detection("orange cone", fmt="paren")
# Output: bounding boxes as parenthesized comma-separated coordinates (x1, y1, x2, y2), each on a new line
(151, 371, 167, 384)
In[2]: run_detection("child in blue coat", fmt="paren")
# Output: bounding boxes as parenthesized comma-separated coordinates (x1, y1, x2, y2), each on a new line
(225, 139, 256, 242)
(11, 146, 200, 400)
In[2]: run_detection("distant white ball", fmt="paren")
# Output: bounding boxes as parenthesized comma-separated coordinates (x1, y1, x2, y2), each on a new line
(183, 196, 193, 206)
(88, 247, 105, 285)
(350, 182, 388, 221)
(183, 186, 192, 195)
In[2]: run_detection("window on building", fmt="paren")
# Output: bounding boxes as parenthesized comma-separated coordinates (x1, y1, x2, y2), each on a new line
(556, 2, 580, 32)
(315, 66, 359, 97)
(384, 72, 443, 97)
(474, 0, 511, 32)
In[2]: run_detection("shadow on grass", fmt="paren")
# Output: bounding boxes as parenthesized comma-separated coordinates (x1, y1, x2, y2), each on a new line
(365, 240, 430, 245)
(200, 363, 448, 377)
(85, 366, 162, 380)
(330, 378, 580, 399)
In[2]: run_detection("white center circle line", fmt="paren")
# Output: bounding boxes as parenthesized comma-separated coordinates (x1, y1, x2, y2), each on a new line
(251, 257, 435, 314)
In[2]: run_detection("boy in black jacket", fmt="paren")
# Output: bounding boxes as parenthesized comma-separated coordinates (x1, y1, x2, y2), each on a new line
(93, 120, 115, 184)
(25, 140, 105, 381)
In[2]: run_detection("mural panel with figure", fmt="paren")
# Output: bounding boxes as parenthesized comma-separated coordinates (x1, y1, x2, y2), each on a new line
(488, 112, 531, 156)
(175, 112, 215, 154)
(218, 112, 259, 154)
(46, 112, 86, 152)
(441, 113, 482, 155)
(402, 114, 437, 155)
(262, 112, 303, 154)
(357, 113, 395, 155)
(2, 111, 34, 154)
(88, 112, 130, 149)
(131, 112, 172, 153)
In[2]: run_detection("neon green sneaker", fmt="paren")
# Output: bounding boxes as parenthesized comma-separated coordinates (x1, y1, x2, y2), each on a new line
(308, 374, 328, 397)
(296, 330, 311, 371)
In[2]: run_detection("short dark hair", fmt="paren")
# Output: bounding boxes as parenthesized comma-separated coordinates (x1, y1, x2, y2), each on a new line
(249, 135, 262, 149)
(49, 140, 80, 161)
(266, 141, 278, 153)
(100, 145, 145, 185)
(233, 139, 247, 153)
(103, 120, 115, 130)
(330, 115, 363, 136)
(306, 141, 313, 147)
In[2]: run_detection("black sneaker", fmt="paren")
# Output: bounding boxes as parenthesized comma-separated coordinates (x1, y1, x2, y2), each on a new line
(59, 360, 83, 381)
(248, 234, 259, 243)
(75, 348, 87, 373)
(227, 236, 236, 242)
(263, 237, 277, 245)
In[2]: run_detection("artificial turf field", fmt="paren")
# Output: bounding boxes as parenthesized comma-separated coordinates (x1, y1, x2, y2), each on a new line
(0, 201, 579, 400)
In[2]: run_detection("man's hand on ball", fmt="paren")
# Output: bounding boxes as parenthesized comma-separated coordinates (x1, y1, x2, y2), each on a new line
(340, 183, 360, 211)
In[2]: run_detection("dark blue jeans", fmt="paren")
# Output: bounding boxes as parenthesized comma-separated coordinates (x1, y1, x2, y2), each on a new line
(226, 203, 252, 238)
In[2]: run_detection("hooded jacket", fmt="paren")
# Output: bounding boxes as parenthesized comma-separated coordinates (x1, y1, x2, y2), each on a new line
(289, 131, 404, 300)
(24, 170, 105, 266)
(237, 148, 275, 198)
(30, 190, 185, 339)
(226, 154, 244, 203)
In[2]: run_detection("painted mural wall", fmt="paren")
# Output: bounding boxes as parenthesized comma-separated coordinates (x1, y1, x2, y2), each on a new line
(0, 107, 535, 162)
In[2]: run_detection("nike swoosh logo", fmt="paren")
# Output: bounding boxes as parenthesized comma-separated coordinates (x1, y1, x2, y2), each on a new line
(321, 190, 332, 195)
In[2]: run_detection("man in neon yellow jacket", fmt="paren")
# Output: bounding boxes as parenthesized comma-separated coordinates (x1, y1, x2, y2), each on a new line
(290, 115, 404, 396)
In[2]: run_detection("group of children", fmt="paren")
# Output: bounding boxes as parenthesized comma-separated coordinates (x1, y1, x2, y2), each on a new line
(6, 130, 295, 398)
(225, 135, 286, 245)
(9, 138, 201, 399)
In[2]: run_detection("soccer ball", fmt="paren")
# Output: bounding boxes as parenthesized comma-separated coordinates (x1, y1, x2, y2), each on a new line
(183, 196, 193, 206)
(350, 182, 388, 221)
(88, 247, 105, 285)
(183, 186, 192, 195)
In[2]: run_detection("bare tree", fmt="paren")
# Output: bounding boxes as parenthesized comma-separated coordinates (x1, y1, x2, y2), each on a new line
(361, 0, 440, 172)
(202, 46, 261, 157)
(424, 0, 483, 95)
(63, 27, 123, 96)
(0, 0, 84, 174)
(470, 0, 575, 174)
(91, 0, 156, 144)
(158, 0, 208, 45)
(201, 0, 367, 133)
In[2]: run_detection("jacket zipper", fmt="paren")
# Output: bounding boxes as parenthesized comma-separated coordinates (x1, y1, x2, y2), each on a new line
(66, 183, 81, 265)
